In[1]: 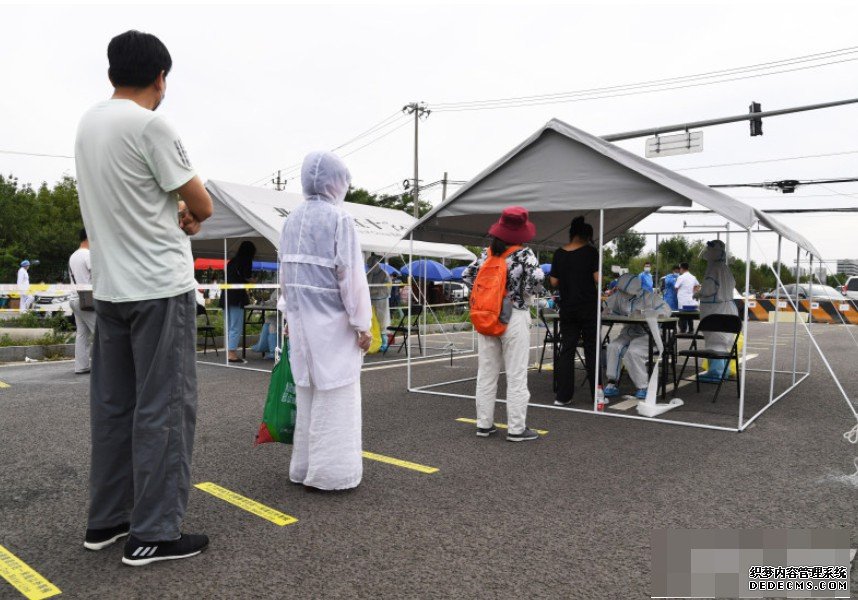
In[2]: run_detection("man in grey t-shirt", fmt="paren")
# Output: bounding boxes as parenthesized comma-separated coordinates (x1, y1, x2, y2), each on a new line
(75, 30, 213, 566)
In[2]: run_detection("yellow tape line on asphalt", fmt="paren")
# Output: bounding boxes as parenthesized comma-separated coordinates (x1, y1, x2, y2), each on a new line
(194, 482, 298, 527)
(455, 418, 548, 435)
(362, 451, 439, 474)
(0, 545, 61, 600)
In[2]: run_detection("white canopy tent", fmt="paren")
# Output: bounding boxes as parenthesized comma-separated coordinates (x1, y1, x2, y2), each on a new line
(408, 119, 820, 257)
(402, 118, 845, 432)
(192, 179, 474, 371)
(194, 180, 475, 261)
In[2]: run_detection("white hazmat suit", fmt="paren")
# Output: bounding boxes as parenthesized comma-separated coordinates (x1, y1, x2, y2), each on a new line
(604, 273, 672, 392)
(279, 151, 372, 490)
(698, 239, 739, 382)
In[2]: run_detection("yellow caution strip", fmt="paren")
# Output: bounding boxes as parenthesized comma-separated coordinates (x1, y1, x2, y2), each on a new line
(194, 482, 297, 527)
(362, 451, 439, 474)
(0, 544, 61, 600)
(0, 381, 9, 389)
(455, 417, 548, 435)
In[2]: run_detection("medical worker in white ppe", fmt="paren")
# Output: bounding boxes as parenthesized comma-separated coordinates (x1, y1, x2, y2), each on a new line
(603, 273, 672, 399)
(698, 239, 739, 382)
(278, 151, 372, 491)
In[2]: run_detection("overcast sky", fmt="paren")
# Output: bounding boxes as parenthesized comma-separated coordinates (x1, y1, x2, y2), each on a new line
(2, 2, 857, 271)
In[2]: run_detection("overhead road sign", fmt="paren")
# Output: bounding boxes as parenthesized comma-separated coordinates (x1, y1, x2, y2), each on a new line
(645, 131, 703, 158)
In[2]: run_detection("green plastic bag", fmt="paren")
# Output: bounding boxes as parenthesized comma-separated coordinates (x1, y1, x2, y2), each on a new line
(254, 342, 297, 445)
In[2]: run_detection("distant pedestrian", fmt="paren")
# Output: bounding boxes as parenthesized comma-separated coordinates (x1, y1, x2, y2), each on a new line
(675, 262, 700, 333)
(639, 261, 654, 292)
(17, 260, 33, 311)
(69, 228, 95, 374)
(662, 264, 680, 311)
(219, 240, 256, 363)
(463, 206, 544, 441)
(366, 254, 392, 352)
(75, 30, 213, 565)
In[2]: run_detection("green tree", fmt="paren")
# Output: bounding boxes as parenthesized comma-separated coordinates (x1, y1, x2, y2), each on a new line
(0, 174, 83, 283)
(656, 236, 692, 270)
(345, 187, 432, 218)
(612, 229, 646, 265)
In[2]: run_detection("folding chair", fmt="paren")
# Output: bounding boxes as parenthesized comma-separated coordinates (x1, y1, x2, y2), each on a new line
(538, 311, 558, 373)
(676, 314, 743, 403)
(384, 304, 424, 355)
(196, 303, 218, 356)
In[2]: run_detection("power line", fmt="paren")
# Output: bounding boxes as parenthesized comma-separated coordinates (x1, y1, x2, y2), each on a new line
(339, 119, 412, 160)
(675, 149, 858, 171)
(331, 111, 404, 152)
(0, 149, 74, 159)
(432, 56, 858, 112)
(433, 46, 858, 109)
(248, 112, 409, 186)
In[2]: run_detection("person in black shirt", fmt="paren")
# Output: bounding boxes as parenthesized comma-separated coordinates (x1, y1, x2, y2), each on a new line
(219, 240, 256, 363)
(550, 216, 601, 405)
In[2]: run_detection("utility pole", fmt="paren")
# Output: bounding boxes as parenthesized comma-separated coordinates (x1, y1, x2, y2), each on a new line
(402, 102, 430, 217)
(271, 170, 287, 191)
(441, 171, 448, 201)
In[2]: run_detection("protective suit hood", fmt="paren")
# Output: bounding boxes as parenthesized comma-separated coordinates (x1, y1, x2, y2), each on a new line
(616, 273, 642, 297)
(701, 239, 727, 263)
(302, 151, 352, 205)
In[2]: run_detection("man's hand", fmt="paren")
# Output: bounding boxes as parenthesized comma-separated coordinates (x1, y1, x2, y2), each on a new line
(175, 176, 213, 236)
(179, 207, 202, 236)
(357, 331, 372, 351)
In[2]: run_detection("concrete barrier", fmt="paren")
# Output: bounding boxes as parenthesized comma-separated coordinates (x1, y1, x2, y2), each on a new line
(738, 299, 858, 324)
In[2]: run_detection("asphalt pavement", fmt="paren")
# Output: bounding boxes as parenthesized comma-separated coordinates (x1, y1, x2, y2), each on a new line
(0, 322, 856, 599)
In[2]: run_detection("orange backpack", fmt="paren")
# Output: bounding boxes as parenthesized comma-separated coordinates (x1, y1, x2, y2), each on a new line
(469, 245, 521, 336)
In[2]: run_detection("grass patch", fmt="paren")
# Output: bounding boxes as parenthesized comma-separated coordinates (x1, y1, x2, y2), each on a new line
(0, 312, 74, 332)
(0, 331, 73, 347)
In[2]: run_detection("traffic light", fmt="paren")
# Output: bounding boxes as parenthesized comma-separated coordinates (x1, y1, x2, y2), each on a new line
(749, 101, 763, 136)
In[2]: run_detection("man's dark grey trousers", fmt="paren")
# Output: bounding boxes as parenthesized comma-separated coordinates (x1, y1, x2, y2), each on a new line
(88, 291, 197, 542)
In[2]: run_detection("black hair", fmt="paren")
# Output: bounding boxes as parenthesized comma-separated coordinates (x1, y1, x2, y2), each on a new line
(672, 264, 680, 271)
(107, 30, 172, 88)
(79, 228, 87, 242)
(232, 240, 257, 272)
(489, 236, 509, 257)
(568, 216, 593, 242)
(680, 262, 689, 270)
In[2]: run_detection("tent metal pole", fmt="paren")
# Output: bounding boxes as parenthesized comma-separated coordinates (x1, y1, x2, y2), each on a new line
(740, 372, 811, 431)
(407, 233, 413, 390)
(792, 245, 800, 385)
(768, 235, 782, 405)
(223, 238, 229, 367)
(654, 233, 660, 285)
(594, 209, 604, 411)
(738, 229, 751, 429)
(807, 254, 814, 374)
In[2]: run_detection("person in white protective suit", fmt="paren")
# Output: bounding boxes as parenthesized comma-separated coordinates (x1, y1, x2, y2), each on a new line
(603, 273, 672, 399)
(366, 253, 392, 352)
(278, 151, 373, 491)
(698, 239, 739, 382)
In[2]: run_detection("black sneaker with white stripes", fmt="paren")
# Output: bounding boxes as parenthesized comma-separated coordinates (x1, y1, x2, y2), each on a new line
(476, 425, 498, 437)
(122, 533, 209, 566)
(84, 523, 130, 551)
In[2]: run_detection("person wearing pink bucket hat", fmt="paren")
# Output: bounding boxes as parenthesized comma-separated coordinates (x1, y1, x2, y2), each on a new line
(462, 206, 544, 442)
(487, 206, 537, 245)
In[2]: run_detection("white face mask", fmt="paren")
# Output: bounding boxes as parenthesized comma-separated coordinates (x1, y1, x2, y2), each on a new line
(644, 266, 651, 273)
